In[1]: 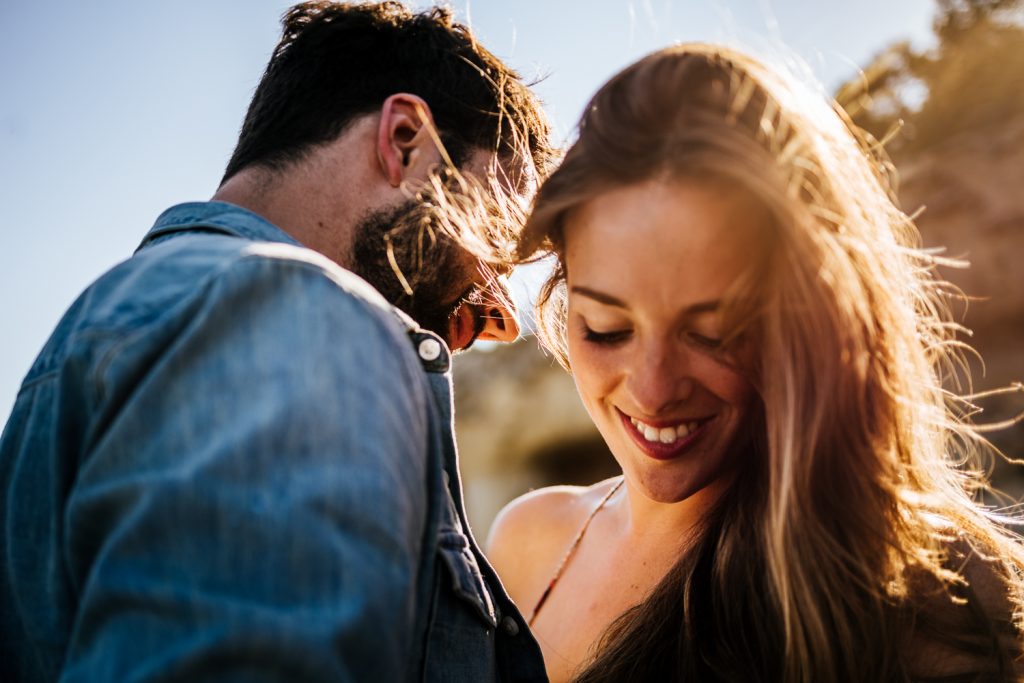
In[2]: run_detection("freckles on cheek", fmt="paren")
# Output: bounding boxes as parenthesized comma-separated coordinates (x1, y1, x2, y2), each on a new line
(721, 377, 758, 420)
(696, 353, 755, 405)
(569, 345, 617, 402)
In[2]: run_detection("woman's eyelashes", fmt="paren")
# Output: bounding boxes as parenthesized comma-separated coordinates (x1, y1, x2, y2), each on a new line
(579, 323, 723, 350)
(686, 331, 723, 349)
(582, 325, 632, 346)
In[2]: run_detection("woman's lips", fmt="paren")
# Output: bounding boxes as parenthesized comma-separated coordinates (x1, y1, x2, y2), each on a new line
(618, 409, 713, 461)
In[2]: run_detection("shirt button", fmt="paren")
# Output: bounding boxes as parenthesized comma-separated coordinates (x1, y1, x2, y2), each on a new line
(418, 338, 442, 362)
(501, 615, 520, 637)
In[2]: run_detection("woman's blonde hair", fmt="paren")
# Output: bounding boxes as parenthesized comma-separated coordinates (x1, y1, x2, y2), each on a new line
(519, 44, 1024, 681)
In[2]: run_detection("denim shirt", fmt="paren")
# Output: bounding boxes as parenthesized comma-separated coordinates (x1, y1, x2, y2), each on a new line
(0, 202, 548, 682)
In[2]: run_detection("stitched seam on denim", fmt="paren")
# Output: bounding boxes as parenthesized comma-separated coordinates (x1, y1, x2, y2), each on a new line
(89, 256, 237, 406)
(16, 369, 59, 393)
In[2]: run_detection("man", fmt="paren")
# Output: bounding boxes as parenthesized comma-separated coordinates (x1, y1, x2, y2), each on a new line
(0, 2, 553, 681)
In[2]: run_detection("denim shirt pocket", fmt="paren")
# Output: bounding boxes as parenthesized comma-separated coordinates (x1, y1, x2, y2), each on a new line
(436, 485, 498, 629)
(420, 480, 501, 681)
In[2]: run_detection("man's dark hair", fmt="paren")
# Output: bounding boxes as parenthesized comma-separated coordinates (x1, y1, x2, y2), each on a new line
(222, 1, 552, 183)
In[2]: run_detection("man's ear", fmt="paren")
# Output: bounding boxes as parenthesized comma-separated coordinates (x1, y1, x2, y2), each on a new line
(376, 93, 443, 188)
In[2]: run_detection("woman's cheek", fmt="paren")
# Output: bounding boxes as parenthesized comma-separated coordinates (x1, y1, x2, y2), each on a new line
(569, 342, 620, 399)
(702, 363, 757, 415)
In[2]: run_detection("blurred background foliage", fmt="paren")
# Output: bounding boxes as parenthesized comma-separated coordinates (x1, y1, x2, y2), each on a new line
(837, 0, 1024, 153)
(457, 0, 1024, 537)
(835, 0, 1024, 505)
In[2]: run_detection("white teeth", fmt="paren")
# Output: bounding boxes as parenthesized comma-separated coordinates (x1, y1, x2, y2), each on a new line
(628, 414, 706, 444)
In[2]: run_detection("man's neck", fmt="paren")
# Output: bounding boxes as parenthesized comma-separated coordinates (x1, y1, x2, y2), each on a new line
(212, 164, 361, 269)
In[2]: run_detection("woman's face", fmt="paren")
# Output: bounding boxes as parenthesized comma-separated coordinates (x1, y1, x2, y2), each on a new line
(564, 178, 758, 504)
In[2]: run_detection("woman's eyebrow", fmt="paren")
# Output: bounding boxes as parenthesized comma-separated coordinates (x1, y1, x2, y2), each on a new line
(684, 300, 721, 315)
(570, 286, 627, 308)
(570, 286, 720, 315)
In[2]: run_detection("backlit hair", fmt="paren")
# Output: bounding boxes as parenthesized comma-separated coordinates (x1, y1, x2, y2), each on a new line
(519, 44, 1024, 681)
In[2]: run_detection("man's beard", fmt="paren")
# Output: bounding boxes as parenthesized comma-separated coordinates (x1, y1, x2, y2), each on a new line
(349, 199, 479, 345)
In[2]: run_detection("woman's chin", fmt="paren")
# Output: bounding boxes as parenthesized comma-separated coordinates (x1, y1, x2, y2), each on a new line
(628, 465, 731, 506)
(631, 475, 706, 505)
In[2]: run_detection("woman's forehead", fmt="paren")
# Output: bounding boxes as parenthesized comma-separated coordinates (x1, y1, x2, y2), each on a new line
(563, 179, 758, 308)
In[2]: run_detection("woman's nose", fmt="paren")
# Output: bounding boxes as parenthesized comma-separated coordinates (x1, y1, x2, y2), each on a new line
(626, 343, 694, 416)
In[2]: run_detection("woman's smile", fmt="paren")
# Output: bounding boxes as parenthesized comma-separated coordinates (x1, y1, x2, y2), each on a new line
(617, 408, 715, 461)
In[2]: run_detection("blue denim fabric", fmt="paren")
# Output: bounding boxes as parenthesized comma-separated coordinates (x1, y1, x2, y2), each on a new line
(0, 202, 547, 682)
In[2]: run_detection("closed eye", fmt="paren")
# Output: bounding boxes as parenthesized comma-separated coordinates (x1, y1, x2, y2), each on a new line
(584, 327, 632, 346)
(686, 331, 722, 349)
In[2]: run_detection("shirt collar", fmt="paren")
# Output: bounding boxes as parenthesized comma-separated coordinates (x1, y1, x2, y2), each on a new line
(136, 200, 453, 370)
(137, 201, 302, 253)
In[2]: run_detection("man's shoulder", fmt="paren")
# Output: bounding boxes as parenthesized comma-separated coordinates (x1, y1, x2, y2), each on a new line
(129, 227, 415, 335)
(27, 230, 414, 388)
(139, 231, 406, 329)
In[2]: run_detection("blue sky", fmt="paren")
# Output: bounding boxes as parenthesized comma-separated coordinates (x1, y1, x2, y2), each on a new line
(0, 0, 936, 412)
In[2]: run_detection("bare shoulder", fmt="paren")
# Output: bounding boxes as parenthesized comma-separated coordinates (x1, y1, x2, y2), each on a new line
(906, 538, 1023, 679)
(486, 477, 622, 609)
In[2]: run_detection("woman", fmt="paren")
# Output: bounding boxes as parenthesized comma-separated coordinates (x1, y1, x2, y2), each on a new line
(487, 44, 1024, 682)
